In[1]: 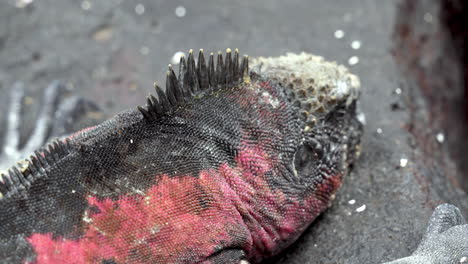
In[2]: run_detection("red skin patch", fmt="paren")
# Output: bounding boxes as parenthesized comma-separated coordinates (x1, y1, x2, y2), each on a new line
(27, 145, 342, 263)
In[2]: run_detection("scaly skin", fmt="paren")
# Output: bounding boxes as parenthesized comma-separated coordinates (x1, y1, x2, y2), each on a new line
(0, 50, 466, 264)
(0, 50, 362, 263)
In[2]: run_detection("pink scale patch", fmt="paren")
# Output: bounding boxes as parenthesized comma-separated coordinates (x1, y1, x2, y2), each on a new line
(26, 145, 341, 263)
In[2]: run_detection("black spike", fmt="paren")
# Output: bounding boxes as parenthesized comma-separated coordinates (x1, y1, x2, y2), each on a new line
(0, 175, 9, 197)
(28, 156, 38, 175)
(137, 106, 152, 120)
(35, 150, 48, 167)
(146, 96, 154, 109)
(179, 55, 188, 95)
(168, 65, 185, 103)
(164, 68, 178, 106)
(7, 169, 20, 186)
(225, 48, 233, 85)
(197, 49, 209, 90)
(240, 55, 249, 77)
(216, 51, 225, 88)
(0, 176, 12, 195)
(186, 49, 200, 93)
(54, 141, 64, 155)
(64, 138, 71, 152)
(12, 166, 29, 188)
(149, 94, 164, 115)
(43, 148, 55, 164)
(49, 143, 59, 161)
(138, 104, 152, 119)
(30, 156, 42, 172)
(155, 84, 171, 112)
(233, 49, 240, 80)
(208, 52, 216, 88)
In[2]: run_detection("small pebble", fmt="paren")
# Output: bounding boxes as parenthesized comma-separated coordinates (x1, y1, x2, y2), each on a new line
(436, 132, 445, 143)
(348, 56, 359, 65)
(376, 128, 383, 134)
(140, 46, 149, 55)
(130, 139, 134, 144)
(81, 0, 91, 10)
(135, 4, 145, 15)
(356, 205, 366, 213)
(395, 88, 402, 95)
(71, 190, 76, 194)
(348, 199, 356, 205)
(15, 0, 33, 8)
(460, 257, 467, 263)
(424, 13, 433, 23)
(175, 6, 187, 17)
(334, 30, 345, 39)
(351, 41, 361, 50)
(171, 51, 185, 64)
(400, 158, 408, 168)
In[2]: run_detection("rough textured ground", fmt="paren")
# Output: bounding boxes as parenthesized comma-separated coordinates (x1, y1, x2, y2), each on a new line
(0, 1, 466, 263)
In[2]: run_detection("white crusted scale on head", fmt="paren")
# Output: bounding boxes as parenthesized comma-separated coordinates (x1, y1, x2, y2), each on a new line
(251, 52, 361, 130)
(251, 52, 360, 109)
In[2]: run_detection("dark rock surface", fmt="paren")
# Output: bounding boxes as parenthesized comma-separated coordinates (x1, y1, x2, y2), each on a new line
(0, 0, 466, 263)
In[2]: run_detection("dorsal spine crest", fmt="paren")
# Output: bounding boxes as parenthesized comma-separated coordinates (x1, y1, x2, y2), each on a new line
(0, 138, 72, 198)
(138, 49, 249, 121)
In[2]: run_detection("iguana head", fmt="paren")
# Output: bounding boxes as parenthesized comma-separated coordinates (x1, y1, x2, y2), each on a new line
(0, 49, 362, 263)
(251, 52, 362, 193)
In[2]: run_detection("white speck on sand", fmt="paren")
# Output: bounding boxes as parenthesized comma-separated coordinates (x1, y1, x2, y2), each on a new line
(460, 256, 467, 263)
(81, 0, 91, 10)
(171, 51, 185, 64)
(351, 41, 361, 50)
(348, 199, 356, 205)
(140, 46, 149, 55)
(175, 6, 186, 17)
(334, 30, 345, 39)
(356, 205, 366, 213)
(348, 56, 359, 65)
(135, 4, 145, 15)
(377, 128, 383, 134)
(424, 13, 433, 23)
(16, 0, 33, 8)
(436, 132, 445, 143)
(400, 158, 408, 168)
(395, 88, 402, 95)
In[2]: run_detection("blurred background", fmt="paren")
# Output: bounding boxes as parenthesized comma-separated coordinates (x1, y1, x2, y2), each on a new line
(0, 0, 467, 263)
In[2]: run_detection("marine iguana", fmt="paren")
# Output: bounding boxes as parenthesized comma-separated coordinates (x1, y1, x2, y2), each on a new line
(0, 49, 466, 263)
